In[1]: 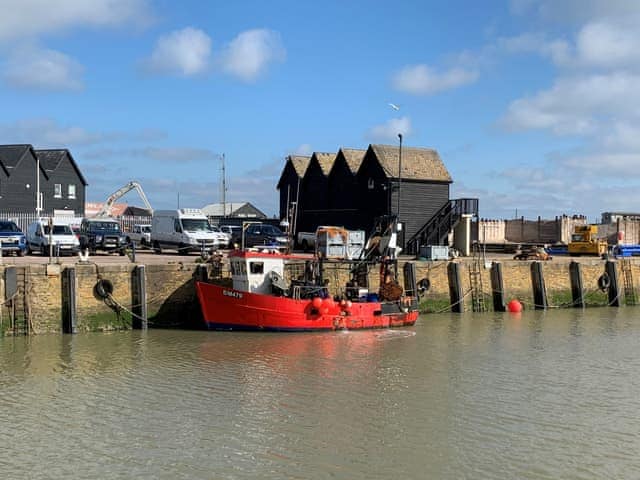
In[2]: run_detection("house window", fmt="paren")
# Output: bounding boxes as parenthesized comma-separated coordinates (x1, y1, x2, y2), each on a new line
(368, 178, 374, 190)
(68, 184, 76, 199)
(54, 184, 62, 198)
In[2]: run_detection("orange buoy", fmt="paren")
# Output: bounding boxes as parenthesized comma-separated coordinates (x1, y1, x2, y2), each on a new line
(312, 297, 323, 309)
(507, 299, 523, 313)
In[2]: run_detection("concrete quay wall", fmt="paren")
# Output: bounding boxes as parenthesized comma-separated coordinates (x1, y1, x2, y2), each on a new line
(1, 257, 637, 335)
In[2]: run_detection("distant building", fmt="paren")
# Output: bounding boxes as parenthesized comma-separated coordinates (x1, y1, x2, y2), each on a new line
(85, 202, 128, 217)
(201, 202, 267, 219)
(601, 212, 640, 224)
(0, 145, 87, 215)
(327, 148, 366, 228)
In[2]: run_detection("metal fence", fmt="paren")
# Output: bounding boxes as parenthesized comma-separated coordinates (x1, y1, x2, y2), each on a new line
(0, 212, 152, 233)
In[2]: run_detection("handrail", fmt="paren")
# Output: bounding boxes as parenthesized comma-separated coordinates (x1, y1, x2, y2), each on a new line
(406, 198, 479, 254)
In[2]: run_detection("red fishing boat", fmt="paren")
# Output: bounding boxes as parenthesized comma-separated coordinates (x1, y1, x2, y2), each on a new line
(196, 217, 422, 331)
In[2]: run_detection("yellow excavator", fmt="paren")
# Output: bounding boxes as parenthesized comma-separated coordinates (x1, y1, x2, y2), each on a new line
(568, 225, 608, 256)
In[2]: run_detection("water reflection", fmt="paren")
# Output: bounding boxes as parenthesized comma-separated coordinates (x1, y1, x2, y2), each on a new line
(1, 309, 640, 479)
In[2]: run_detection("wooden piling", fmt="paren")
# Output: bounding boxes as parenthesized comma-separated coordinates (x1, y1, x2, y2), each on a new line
(530, 261, 547, 310)
(447, 262, 464, 313)
(132, 265, 147, 329)
(605, 260, 622, 307)
(61, 267, 77, 334)
(569, 261, 585, 308)
(490, 262, 506, 312)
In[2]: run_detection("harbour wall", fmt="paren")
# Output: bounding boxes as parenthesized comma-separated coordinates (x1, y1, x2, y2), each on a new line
(0, 258, 637, 335)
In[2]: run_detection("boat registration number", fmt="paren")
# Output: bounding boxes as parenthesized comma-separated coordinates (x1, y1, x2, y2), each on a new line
(223, 290, 243, 299)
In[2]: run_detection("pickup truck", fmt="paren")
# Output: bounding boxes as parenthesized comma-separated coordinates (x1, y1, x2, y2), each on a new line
(297, 226, 345, 252)
(126, 224, 151, 247)
(296, 231, 316, 252)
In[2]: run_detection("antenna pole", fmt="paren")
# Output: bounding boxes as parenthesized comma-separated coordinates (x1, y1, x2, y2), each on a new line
(222, 154, 226, 218)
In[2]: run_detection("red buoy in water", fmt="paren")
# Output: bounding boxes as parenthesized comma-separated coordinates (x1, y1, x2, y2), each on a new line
(507, 299, 523, 313)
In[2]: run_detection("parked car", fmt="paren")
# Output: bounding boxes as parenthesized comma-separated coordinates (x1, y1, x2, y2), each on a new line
(126, 224, 152, 247)
(242, 223, 288, 249)
(0, 220, 27, 256)
(210, 225, 232, 249)
(79, 218, 128, 255)
(220, 225, 242, 247)
(26, 219, 80, 256)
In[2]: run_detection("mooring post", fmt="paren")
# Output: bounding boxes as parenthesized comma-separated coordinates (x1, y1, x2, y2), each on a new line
(569, 261, 585, 308)
(132, 265, 147, 329)
(61, 267, 77, 334)
(605, 260, 622, 307)
(530, 261, 548, 310)
(490, 262, 506, 312)
(447, 262, 464, 313)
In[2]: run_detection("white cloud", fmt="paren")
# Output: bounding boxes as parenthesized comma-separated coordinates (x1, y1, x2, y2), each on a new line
(367, 117, 412, 141)
(0, 118, 166, 147)
(145, 27, 211, 76)
(2, 46, 83, 91)
(292, 144, 313, 156)
(219, 29, 286, 81)
(133, 147, 218, 162)
(510, 0, 640, 24)
(0, 0, 151, 40)
(392, 64, 478, 95)
(501, 73, 640, 134)
(573, 20, 640, 69)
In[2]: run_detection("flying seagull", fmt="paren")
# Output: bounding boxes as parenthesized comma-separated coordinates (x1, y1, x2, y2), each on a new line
(388, 103, 400, 111)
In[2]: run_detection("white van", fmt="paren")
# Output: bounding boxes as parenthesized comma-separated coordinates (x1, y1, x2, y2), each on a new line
(151, 209, 227, 254)
(26, 218, 80, 256)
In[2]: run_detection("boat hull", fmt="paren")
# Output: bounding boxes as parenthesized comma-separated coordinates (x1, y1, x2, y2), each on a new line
(195, 281, 419, 331)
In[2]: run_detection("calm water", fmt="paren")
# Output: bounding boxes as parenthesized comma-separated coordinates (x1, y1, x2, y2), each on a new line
(2, 309, 640, 479)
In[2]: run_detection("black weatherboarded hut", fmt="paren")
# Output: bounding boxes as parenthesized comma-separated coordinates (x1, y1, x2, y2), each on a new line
(277, 143, 454, 249)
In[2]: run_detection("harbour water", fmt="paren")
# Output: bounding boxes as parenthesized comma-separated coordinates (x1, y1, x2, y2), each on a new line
(2, 309, 640, 479)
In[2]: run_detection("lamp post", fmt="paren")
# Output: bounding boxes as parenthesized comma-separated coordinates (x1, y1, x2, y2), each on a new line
(397, 133, 403, 221)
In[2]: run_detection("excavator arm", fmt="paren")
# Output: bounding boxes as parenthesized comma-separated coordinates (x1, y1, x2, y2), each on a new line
(94, 181, 154, 217)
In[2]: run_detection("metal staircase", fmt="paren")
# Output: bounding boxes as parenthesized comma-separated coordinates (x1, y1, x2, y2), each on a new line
(406, 198, 479, 255)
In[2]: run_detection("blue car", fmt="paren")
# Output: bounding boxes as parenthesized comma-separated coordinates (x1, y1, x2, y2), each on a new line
(0, 220, 27, 257)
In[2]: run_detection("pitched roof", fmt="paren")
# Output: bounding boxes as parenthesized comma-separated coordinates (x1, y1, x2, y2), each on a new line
(339, 148, 366, 174)
(311, 152, 336, 176)
(289, 155, 311, 178)
(276, 155, 310, 190)
(370, 144, 452, 182)
(0, 144, 31, 172)
(201, 202, 266, 218)
(35, 149, 88, 186)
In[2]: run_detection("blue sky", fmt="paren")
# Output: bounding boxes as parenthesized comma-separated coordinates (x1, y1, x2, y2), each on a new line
(0, 0, 638, 222)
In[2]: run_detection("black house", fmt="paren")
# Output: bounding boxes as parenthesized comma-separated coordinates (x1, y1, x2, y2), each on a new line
(356, 144, 452, 245)
(0, 145, 87, 215)
(327, 148, 366, 229)
(0, 145, 48, 214)
(35, 149, 87, 215)
(298, 152, 335, 232)
(276, 155, 310, 221)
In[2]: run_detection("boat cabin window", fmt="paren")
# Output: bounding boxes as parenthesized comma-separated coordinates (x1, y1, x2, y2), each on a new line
(231, 261, 247, 276)
(250, 262, 264, 274)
